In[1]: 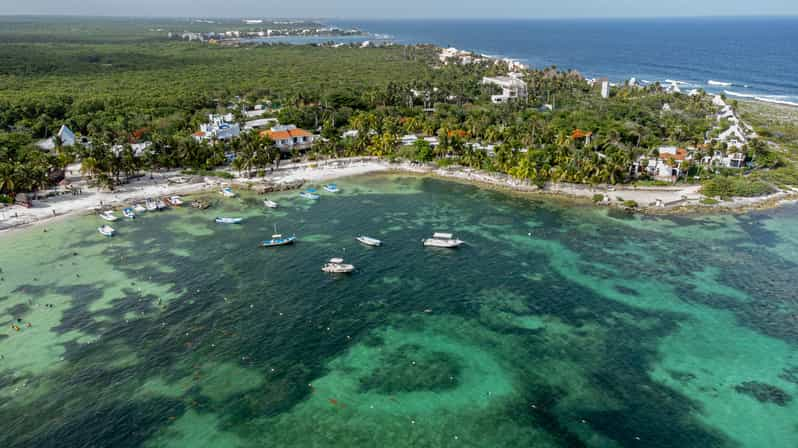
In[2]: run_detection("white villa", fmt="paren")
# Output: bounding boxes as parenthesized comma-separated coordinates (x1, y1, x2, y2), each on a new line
(632, 147, 689, 181)
(482, 74, 528, 104)
(194, 115, 241, 141)
(701, 150, 746, 169)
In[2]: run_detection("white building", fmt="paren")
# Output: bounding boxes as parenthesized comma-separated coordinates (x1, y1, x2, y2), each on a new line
(111, 142, 152, 157)
(716, 124, 748, 149)
(482, 74, 528, 104)
(243, 118, 278, 131)
(36, 125, 78, 151)
(194, 115, 241, 141)
(600, 79, 610, 99)
(632, 147, 689, 181)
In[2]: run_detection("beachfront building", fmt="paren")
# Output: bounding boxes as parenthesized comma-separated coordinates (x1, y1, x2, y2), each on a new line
(194, 115, 241, 142)
(36, 125, 77, 151)
(702, 150, 746, 169)
(111, 142, 152, 157)
(600, 78, 611, 99)
(631, 147, 689, 181)
(261, 125, 314, 152)
(482, 74, 528, 104)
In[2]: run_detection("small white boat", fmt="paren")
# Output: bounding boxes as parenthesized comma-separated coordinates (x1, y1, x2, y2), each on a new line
(263, 199, 278, 209)
(322, 258, 355, 273)
(215, 217, 243, 224)
(133, 204, 147, 213)
(156, 200, 168, 211)
(356, 236, 382, 247)
(423, 232, 464, 248)
(260, 234, 296, 247)
(300, 189, 320, 200)
(169, 195, 184, 206)
(98, 225, 115, 237)
(221, 187, 236, 198)
(122, 208, 136, 219)
(100, 211, 118, 222)
(145, 199, 158, 212)
(323, 184, 340, 193)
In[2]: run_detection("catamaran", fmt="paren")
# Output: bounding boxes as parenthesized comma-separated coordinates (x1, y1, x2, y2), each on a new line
(263, 198, 279, 208)
(323, 184, 340, 193)
(300, 189, 320, 200)
(423, 232, 464, 248)
(98, 225, 115, 237)
(356, 236, 382, 247)
(215, 217, 243, 224)
(122, 208, 136, 219)
(221, 187, 236, 198)
(322, 258, 355, 273)
(100, 211, 118, 222)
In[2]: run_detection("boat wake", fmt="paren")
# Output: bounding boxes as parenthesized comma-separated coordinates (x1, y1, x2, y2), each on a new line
(708, 80, 733, 87)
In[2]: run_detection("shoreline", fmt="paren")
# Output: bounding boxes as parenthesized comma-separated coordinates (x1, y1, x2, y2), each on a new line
(2, 157, 796, 237)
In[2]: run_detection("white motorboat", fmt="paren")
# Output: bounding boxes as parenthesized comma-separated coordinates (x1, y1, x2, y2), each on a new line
(98, 225, 115, 237)
(221, 187, 236, 198)
(323, 184, 340, 193)
(155, 200, 168, 211)
(133, 204, 147, 213)
(322, 258, 355, 273)
(169, 195, 184, 206)
(100, 211, 118, 222)
(356, 236, 382, 247)
(423, 232, 464, 248)
(122, 208, 136, 219)
(215, 217, 243, 224)
(145, 199, 158, 212)
(263, 199, 278, 209)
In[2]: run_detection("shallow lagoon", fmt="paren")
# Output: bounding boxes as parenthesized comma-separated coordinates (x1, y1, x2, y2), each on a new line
(1, 174, 797, 447)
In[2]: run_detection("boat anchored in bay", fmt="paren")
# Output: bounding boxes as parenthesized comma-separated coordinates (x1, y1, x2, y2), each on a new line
(423, 232, 464, 248)
(356, 236, 382, 247)
(322, 258, 355, 274)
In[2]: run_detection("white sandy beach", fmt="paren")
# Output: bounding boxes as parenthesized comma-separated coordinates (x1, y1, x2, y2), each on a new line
(2, 157, 795, 235)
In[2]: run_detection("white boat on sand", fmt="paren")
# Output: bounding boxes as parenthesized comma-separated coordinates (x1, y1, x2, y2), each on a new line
(98, 225, 115, 237)
(423, 232, 464, 248)
(356, 236, 382, 247)
(322, 258, 355, 273)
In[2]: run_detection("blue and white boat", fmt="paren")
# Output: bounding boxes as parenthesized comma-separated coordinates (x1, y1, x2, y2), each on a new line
(300, 189, 320, 200)
(215, 217, 243, 224)
(122, 208, 136, 219)
(98, 225, 115, 237)
(221, 187, 236, 198)
(261, 234, 296, 247)
(323, 184, 340, 193)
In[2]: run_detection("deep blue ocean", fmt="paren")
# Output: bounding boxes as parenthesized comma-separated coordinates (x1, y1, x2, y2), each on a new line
(329, 17, 798, 105)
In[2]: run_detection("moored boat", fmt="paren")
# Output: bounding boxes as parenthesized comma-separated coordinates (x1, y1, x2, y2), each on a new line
(122, 208, 136, 219)
(215, 217, 243, 224)
(300, 189, 320, 200)
(356, 236, 382, 247)
(155, 200, 168, 211)
(423, 232, 464, 248)
(322, 258, 355, 273)
(145, 199, 158, 212)
(133, 204, 147, 213)
(323, 184, 340, 193)
(98, 225, 115, 237)
(221, 187, 236, 198)
(260, 234, 296, 247)
(263, 199, 278, 208)
(100, 211, 118, 222)
(169, 195, 184, 206)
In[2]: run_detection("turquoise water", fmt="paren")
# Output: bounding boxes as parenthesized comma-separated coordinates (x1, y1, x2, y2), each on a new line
(1, 174, 797, 447)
